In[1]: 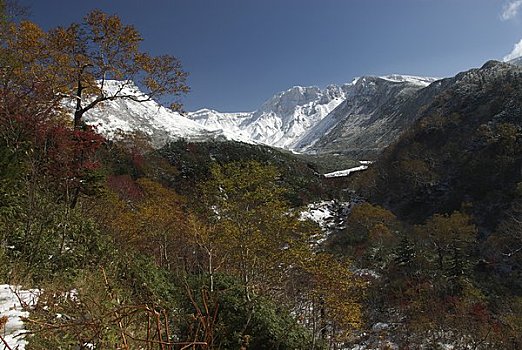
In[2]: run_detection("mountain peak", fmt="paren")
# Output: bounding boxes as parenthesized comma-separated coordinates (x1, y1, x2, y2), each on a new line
(191, 108, 220, 115)
(481, 60, 506, 69)
(82, 81, 227, 147)
(84, 73, 441, 153)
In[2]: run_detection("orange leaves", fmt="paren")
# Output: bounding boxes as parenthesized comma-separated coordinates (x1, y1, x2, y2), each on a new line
(137, 53, 189, 100)
(300, 252, 364, 329)
(343, 202, 399, 252)
(2, 19, 71, 118)
(86, 9, 142, 49)
(12, 20, 46, 58)
(3, 9, 188, 131)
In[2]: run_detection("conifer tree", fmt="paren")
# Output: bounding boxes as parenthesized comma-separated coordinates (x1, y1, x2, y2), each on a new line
(418, 211, 476, 273)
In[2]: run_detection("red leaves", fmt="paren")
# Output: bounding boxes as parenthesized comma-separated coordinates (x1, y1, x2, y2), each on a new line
(468, 302, 491, 323)
(107, 174, 144, 202)
(28, 120, 106, 205)
(38, 124, 104, 181)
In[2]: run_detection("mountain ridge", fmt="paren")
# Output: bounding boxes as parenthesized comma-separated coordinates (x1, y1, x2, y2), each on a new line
(364, 59, 522, 224)
(81, 74, 437, 154)
(187, 74, 437, 153)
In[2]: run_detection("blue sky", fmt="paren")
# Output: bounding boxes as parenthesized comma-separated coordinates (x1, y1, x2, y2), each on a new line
(24, 0, 522, 112)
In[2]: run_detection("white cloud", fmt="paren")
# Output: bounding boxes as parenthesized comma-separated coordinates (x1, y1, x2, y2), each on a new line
(503, 38, 522, 61)
(501, 0, 522, 20)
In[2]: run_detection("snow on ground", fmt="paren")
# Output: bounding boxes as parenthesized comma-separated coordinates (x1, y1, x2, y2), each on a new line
(378, 74, 438, 86)
(323, 161, 373, 178)
(353, 268, 381, 279)
(0, 285, 39, 350)
(324, 165, 368, 178)
(300, 201, 335, 229)
(300, 200, 351, 245)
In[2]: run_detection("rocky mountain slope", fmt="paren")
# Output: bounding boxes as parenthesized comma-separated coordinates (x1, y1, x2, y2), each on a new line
(363, 60, 522, 225)
(188, 76, 436, 155)
(293, 75, 437, 156)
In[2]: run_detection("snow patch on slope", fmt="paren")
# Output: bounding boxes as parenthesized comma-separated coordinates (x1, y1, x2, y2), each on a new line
(323, 161, 371, 178)
(0, 285, 40, 349)
(378, 74, 438, 86)
(300, 200, 352, 245)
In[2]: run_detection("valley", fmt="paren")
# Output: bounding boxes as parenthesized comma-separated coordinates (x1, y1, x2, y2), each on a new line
(1, 2, 522, 349)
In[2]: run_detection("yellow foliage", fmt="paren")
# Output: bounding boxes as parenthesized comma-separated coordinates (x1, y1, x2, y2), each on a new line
(420, 211, 477, 246)
(346, 202, 398, 247)
(93, 177, 189, 270)
(302, 252, 364, 329)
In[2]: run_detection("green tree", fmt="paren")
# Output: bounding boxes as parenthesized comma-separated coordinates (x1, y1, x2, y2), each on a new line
(200, 161, 363, 343)
(417, 211, 476, 284)
(200, 161, 300, 298)
(336, 202, 399, 268)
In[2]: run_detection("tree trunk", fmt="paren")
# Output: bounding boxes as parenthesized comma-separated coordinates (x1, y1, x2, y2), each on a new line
(74, 64, 85, 129)
(320, 295, 326, 341)
(73, 109, 84, 130)
(208, 249, 214, 292)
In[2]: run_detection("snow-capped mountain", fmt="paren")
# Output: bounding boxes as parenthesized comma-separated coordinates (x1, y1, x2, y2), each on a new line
(187, 84, 350, 150)
(186, 108, 253, 142)
(508, 56, 522, 66)
(294, 75, 437, 155)
(82, 76, 437, 154)
(188, 75, 437, 154)
(82, 81, 227, 147)
(243, 84, 349, 149)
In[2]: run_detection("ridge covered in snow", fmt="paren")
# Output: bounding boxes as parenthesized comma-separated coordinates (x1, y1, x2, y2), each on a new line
(81, 75, 437, 152)
(377, 74, 438, 85)
(187, 74, 437, 152)
(188, 84, 350, 150)
(81, 81, 239, 147)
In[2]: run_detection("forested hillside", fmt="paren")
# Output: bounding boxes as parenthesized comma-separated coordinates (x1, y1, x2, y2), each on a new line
(330, 60, 522, 348)
(0, 5, 363, 349)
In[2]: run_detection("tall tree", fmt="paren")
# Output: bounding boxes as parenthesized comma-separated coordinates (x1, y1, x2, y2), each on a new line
(416, 210, 477, 294)
(1, 9, 189, 129)
(200, 161, 363, 343)
(200, 161, 299, 299)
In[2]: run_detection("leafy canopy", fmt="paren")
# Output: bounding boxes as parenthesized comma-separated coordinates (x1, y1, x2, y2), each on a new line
(1, 8, 189, 128)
